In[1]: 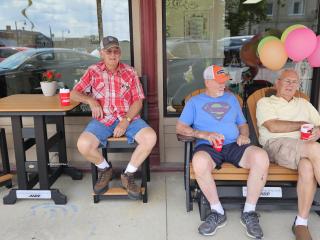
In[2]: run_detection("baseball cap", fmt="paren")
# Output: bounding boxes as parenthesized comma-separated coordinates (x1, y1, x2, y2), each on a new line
(203, 65, 230, 83)
(100, 36, 119, 50)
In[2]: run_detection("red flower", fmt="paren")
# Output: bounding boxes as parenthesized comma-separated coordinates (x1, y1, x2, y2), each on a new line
(55, 73, 62, 78)
(46, 71, 53, 79)
(42, 70, 62, 82)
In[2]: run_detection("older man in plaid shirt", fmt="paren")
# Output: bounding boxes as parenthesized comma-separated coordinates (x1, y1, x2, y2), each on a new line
(71, 36, 156, 199)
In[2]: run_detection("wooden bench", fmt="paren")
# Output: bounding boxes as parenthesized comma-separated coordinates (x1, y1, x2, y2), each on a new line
(178, 88, 320, 220)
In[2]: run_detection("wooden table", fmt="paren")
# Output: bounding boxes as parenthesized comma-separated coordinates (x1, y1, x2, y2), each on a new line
(0, 94, 83, 204)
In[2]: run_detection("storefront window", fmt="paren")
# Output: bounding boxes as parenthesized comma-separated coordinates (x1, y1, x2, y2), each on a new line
(0, 0, 132, 115)
(163, 0, 319, 116)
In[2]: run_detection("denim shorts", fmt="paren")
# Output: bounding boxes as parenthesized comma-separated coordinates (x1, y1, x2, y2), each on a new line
(193, 143, 251, 169)
(84, 118, 150, 147)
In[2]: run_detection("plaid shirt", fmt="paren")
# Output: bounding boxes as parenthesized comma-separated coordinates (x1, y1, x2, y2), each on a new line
(73, 61, 145, 126)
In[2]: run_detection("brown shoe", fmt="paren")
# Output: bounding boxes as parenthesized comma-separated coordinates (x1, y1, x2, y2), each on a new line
(94, 167, 112, 194)
(292, 224, 312, 240)
(121, 172, 141, 200)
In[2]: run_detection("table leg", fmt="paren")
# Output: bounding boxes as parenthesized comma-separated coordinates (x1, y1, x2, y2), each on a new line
(34, 116, 50, 190)
(11, 116, 27, 189)
(55, 116, 82, 180)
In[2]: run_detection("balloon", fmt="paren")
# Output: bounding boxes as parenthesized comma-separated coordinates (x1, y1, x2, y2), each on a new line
(257, 36, 279, 56)
(285, 28, 317, 62)
(240, 34, 261, 67)
(259, 38, 288, 71)
(263, 28, 283, 39)
(308, 36, 320, 67)
(281, 24, 305, 42)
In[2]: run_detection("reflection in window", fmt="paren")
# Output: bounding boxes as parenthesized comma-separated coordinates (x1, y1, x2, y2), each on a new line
(164, 0, 319, 116)
(288, 0, 305, 15)
(266, 2, 273, 16)
(0, 0, 132, 116)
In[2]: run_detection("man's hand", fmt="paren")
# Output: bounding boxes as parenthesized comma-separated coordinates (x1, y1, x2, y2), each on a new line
(237, 135, 250, 146)
(308, 126, 320, 142)
(199, 132, 224, 146)
(88, 99, 104, 119)
(113, 118, 129, 137)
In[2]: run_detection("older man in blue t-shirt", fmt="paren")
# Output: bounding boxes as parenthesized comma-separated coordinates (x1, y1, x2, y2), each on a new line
(176, 65, 269, 239)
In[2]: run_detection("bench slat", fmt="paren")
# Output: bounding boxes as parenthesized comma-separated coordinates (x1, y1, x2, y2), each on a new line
(0, 174, 12, 183)
(93, 187, 145, 196)
(108, 137, 128, 142)
(190, 163, 298, 181)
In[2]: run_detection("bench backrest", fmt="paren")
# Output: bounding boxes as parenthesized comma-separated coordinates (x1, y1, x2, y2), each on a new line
(247, 87, 309, 138)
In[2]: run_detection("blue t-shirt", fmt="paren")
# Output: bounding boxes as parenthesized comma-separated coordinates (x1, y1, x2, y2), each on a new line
(179, 92, 246, 147)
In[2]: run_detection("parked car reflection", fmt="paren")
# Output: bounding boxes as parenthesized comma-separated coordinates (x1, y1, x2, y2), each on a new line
(0, 48, 100, 98)
(0, 47, 29, 62)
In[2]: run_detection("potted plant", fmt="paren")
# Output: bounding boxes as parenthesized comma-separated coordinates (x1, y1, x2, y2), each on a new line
(40, 70, 61, 96)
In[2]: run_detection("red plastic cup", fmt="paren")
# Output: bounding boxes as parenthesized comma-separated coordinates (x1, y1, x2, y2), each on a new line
(213, 138, 224, 152)
(59, 88, 70, 106)
(300, 124, 314, 140)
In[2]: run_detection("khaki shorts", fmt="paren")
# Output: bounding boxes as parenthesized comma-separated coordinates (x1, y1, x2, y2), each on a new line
(264, 138, 303, 170)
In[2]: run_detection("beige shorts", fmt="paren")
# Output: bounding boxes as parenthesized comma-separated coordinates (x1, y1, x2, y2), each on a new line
(264, 138, 303, 170)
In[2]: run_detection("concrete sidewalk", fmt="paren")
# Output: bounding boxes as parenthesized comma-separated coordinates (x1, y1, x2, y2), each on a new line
(0, 172, 319, 240)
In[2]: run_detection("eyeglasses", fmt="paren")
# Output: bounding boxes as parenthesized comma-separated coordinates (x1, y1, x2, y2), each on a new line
(102, 48, 120, 55)
(281, 78, 299, 85)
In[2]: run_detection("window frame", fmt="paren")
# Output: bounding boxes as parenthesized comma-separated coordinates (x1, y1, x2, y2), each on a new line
(288, 0, 305, 16)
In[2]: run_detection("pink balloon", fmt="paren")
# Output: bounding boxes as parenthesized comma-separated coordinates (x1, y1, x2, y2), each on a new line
(285, 28, 317, 62)
(308, 36, 320, 67)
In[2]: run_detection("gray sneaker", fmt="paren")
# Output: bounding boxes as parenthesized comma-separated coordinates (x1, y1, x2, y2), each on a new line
(240, 211, 264, 239)
(198, 210, 227, 236)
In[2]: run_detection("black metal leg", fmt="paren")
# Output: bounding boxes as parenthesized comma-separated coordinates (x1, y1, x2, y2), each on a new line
(54, 116, 82, 180)
(185, 141, 193, 211)
(141, 159, 148, 203)
(183, 142, 187, 190)
(51, 189, 67, 204)
(91, 163, 98, 188)
(0, 128, 10, 174)
(11, 116, 28, 189)
(34, 116, 50, 190)
(55, 116, 67, 164)
(102, 148, 112, 168)
(3, 189, 17, 204)
(146, 157, 150, 182)
(199, 193, 210, 221)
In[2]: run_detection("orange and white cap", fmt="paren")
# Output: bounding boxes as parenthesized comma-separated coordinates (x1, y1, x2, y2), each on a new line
(203, 65, 230, 83)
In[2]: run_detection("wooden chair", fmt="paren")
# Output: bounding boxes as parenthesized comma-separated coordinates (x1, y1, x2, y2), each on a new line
(0, 128, 12, 188)
(178, 88, 320, 220)
(177, 89, 246, 220)
(91, 76, 150, 203)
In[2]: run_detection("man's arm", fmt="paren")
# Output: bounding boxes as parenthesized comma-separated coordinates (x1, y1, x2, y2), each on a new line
(238, 123, 249, 137)
(237, 123, 250, 146)
(113, 99, 143, 137)
(263, 119, 307, 133)
(125, 99, 143, 120)
(176, 120, 223, 145)
(70, 90, 103, 119)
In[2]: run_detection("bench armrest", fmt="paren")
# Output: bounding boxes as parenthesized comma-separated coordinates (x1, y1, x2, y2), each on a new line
(176, 134, 195, 142)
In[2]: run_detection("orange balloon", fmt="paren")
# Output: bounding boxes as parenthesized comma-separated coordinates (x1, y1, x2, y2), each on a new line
(259, 39, 288, 71)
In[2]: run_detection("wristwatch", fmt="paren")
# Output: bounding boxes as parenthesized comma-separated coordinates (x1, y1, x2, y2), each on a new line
(125, 116, 132, 123)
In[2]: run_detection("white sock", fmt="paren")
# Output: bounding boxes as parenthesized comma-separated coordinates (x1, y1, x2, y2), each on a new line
(210, 202, 224, 215)
(295, 216, 308, 226)
(243, 202, 256, 213)
(125, 163, 137, 173)
(95, 159, 110, 170)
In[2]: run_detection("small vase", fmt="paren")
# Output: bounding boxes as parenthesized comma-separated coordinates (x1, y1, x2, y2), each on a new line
(40, 81, 57, 96)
